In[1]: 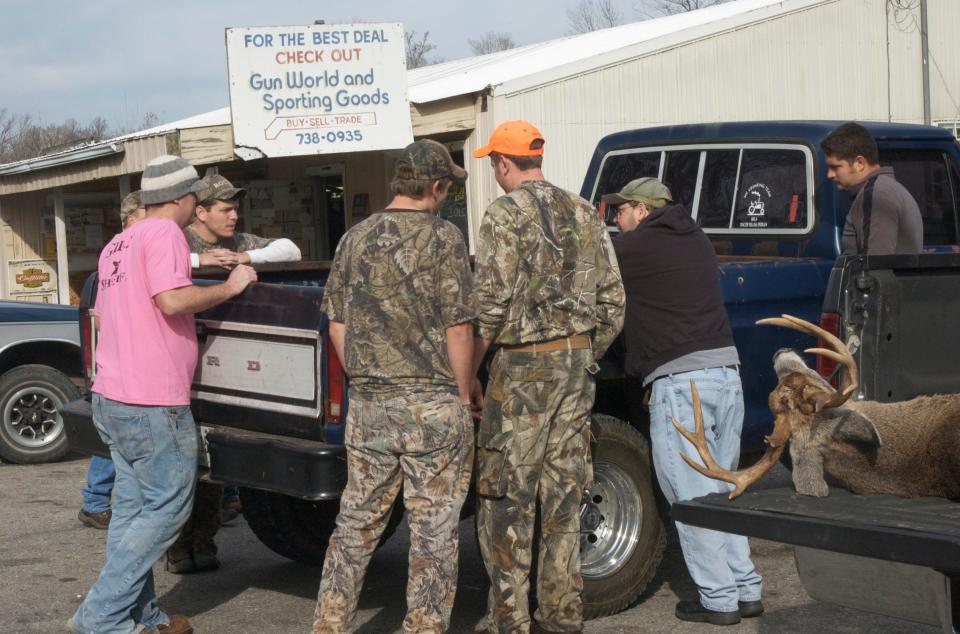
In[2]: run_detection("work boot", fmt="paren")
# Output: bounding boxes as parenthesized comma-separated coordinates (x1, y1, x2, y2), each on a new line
(739, 599, 765, 618)
(675, 600, 741, 626)
(142, 614, 193, 634)
(77, 508, 111, 530)
(192, 541, 220, 571)
(165, 552, 197, 574)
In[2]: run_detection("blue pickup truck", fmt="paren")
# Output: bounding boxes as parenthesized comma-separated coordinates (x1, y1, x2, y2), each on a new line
(63, 121, 960, 620)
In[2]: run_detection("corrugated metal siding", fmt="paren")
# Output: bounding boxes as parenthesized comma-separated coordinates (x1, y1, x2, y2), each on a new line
(929, 0, 960, 122)
(485, 0, 958, 196)
(0, 134, 173, 196)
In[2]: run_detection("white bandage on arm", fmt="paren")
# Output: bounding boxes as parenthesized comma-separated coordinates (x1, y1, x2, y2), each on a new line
(245, 238, 302, 264)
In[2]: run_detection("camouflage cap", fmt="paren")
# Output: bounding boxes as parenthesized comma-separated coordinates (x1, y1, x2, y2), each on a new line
(602, 177, 673, 208)
(197, 174, 246, 206)
(120, 190, 143, 223)
(395, 139, 467, 183)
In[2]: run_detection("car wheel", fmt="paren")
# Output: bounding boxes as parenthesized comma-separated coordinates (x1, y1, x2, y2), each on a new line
(0, 364, 80, 464)
(240, 487, 404, 566)
(581, 414, 667, 619)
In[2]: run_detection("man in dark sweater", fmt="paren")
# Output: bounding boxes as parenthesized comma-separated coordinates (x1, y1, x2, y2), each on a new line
(822, 122, 923, 254)
(607, 177, 763, 626)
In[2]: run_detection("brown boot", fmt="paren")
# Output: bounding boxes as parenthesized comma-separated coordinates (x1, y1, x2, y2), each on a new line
(143, 614, 193, 634)
(77, 508, 112, 530)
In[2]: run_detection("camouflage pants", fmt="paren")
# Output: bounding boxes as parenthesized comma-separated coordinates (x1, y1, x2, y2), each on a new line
(476, 347, 596, 634)
(313, 391, 474, 634)
(167, 481, 221, 561)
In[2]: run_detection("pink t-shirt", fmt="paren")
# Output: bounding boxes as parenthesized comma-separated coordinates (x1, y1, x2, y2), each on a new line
(92, 217, 197, 405)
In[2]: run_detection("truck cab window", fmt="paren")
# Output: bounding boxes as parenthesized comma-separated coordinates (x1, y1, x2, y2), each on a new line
(594, 151, 661, 221)
(697, 150, 739, 228)
(734, 149, 808, 230)
(662, 150, 700, 212)
(878, 149, 960, 245)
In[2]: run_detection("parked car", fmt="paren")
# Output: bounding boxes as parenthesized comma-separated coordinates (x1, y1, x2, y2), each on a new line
(0, 300, 82, 463)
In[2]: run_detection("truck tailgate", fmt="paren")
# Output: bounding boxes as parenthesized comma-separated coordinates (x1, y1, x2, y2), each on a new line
(673, 488, 960, 572)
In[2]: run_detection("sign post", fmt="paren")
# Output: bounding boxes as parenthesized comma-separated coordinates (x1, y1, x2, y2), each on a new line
(226, 23, 412, 158)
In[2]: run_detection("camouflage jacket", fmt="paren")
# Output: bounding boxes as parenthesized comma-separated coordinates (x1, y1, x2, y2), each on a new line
(184, 225, 273, 254)
(474, 179, 625, 359)
(321, 210, 476, 398)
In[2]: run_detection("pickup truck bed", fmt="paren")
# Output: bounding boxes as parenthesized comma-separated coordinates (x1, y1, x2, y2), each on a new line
(673, 489, 960, 572)
(674, 490, 959, 631)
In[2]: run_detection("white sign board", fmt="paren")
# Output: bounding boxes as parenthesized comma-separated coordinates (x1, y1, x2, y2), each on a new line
(225, 23, 413, 158)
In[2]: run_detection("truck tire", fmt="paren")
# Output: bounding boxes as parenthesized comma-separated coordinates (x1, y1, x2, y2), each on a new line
(581, 414, 666, 619)
(240, 487, 403, 566)
(0, 365, 79, 464)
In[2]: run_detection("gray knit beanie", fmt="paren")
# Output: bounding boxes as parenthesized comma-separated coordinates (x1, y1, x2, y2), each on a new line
(140, 155, 206, 205)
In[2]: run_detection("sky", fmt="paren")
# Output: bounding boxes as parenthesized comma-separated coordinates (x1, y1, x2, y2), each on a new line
(1, 0, 653, 131)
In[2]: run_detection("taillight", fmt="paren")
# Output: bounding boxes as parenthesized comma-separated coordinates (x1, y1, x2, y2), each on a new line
(81, 309, 96, 386)
(816, 311, 840, 387)
(325, 335, 344, 424)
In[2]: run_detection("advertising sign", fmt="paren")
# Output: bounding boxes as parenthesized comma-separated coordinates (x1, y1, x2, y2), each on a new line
(226, 23, 413, 158)
(8, 259, 58, 296)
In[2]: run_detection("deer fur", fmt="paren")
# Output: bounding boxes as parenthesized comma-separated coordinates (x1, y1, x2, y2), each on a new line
(772, 349, 960, 499)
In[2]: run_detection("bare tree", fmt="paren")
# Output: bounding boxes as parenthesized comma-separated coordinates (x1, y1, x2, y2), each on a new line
(405, 30, 441, 69)
(113, 112, 160, 136)
(647, 0, 731, 16)
(0, 110, 161, 164)
(567, 0, 625, 33)
(468, 31, 518, 56)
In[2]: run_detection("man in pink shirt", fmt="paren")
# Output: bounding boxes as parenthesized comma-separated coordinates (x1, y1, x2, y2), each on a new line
(70, 155, 257, 634)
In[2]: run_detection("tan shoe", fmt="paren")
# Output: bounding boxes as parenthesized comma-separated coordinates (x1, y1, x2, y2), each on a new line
(143, 614, 193, 634)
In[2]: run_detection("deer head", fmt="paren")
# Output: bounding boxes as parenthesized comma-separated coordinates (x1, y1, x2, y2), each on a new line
(670, 314, 860, 499)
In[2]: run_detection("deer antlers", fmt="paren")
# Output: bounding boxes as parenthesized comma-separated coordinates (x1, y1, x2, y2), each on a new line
(671, 381, 787, 499)
(756, 314, 858, 410)
(671, 314, 859, 499)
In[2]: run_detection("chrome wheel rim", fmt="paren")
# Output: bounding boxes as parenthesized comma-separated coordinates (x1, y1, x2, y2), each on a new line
(580, 460, 642, 578)
(3, 386, 63, 449)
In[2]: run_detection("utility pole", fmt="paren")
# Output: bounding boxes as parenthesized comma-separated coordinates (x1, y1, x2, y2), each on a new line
(920, 0, 931, 125)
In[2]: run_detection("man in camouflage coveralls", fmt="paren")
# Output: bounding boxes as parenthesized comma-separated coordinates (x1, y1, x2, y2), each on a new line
(313, 139, 476, 634)
(471, 120, 625, 634)
(166, 174, 302, 574)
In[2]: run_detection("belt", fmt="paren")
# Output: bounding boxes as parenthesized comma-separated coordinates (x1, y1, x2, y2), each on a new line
(501, 334, 592, 354)
(649, 363, 740, 385)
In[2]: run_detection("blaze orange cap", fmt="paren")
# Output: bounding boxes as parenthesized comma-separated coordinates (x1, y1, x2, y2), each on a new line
(472, 120, 545, 158)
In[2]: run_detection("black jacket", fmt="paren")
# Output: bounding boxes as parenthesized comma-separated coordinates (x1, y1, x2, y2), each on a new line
(612, 204, 734, 380)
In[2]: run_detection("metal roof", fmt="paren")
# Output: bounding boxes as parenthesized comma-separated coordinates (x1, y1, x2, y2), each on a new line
(406, 0, 821, 103)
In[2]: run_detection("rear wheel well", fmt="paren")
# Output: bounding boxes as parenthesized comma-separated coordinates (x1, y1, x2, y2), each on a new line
(0, 341, 83, 379)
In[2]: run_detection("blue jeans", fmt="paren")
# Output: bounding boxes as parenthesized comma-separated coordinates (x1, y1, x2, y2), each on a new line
(648, 367, 762, 612)
(82, 455, 116, 513)
(71, 393, 198, 634)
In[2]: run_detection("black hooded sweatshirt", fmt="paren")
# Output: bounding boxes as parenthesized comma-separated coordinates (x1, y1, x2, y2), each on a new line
(611, 204, 734, 380)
